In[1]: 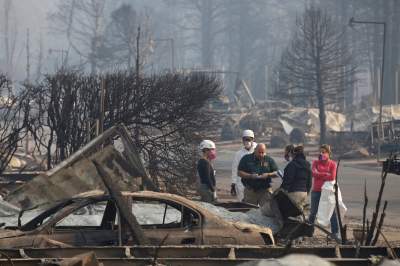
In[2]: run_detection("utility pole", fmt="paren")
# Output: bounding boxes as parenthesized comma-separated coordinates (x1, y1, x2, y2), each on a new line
(4, 0, 12, 75)
(26, 28, 30, 83)
(99, 78, 106, 135)
(25, 28, 31, 155)
(136, 26, 141, 78)
(35, 34, 43, 82)
(134, 26, 141, 147)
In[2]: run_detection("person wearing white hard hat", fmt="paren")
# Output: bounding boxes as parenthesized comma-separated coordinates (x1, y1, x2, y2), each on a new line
(231, 129, 257, 201)
(197, 140, 217, 202)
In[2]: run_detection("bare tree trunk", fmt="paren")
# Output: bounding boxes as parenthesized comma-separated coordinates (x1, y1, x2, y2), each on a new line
(372, 3, 383, 105)
(316, 45, 327, 144)
(200, 0, 213, 67)
(4, 0, 11, 70)
(317, 86, 327, 144)
(340, 0, 352, 111)
(90, 38, 97, 75)
(389, 0, 400, 104)
(3, 0, 16, 76)
(35, 35, 43, 82)
(237, 1, 247, 81)
(382, 1, 393, 104)
(52, 0, 105, 74)
(395, 1, 400, 104)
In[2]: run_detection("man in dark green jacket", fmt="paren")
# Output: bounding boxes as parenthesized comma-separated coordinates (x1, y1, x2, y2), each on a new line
(238, 143, 278, 205)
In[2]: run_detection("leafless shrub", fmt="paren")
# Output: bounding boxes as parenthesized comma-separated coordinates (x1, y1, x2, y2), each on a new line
(0, 75, 30, 174)
(25, 70, 222, 194)
(103, 72, 222, 193)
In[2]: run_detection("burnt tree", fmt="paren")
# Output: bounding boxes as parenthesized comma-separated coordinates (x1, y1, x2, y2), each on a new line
(103, 4, 152, 71)
(49, 0, 106, 74)
(26, 71, 222, 193)
(25, 71, 99, 169)
(0, 75, 30, 174)
(103, 72, 222, 193)
(277, 6, 356, 144)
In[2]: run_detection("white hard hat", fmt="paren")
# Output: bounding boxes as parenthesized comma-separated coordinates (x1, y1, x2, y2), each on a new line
(242, 129, 255, 139)
(199, 140, 216, 150)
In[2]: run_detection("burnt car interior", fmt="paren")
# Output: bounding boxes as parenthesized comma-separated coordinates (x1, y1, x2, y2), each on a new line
(5, 195, 202, 246)
(131, 198, 201, 229)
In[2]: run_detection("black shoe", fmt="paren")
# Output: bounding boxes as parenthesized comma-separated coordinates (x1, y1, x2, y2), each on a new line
(304, 224, 314, 237)
(327, 233, 341, 243)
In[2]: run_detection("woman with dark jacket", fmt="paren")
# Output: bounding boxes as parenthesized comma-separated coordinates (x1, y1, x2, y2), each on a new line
(197, 140, 217, 202)
(281, 145, 312, 209)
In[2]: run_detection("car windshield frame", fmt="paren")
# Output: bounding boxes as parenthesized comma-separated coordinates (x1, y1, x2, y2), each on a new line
(20, 196, 110, 231)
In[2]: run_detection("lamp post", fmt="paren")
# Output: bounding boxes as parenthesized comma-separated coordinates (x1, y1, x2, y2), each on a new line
(150, 38, 175, 70)
(349, 17, 386, 161)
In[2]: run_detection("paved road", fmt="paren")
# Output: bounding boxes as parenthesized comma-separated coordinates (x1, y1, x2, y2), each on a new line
(214, 142, 400, 226)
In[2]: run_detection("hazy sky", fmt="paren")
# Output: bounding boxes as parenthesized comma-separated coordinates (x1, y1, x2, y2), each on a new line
(1, 0, 55, 80)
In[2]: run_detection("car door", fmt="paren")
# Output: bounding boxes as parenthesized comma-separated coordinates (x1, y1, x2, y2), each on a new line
(41, 199, 119, 246)
(129, 198, 201, 245)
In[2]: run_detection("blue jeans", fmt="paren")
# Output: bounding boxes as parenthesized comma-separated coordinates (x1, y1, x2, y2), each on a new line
(308, 191, 339, 234)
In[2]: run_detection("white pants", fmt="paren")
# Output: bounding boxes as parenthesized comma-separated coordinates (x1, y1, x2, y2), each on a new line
(235, 182, 244, 202)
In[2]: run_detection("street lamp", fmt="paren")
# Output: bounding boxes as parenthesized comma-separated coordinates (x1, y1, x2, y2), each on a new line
(149, 38, 175, 70)
(349, 17, 386, 161)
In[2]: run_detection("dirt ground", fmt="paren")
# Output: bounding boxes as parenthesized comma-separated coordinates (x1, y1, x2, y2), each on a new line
(212, 140, 400, 245)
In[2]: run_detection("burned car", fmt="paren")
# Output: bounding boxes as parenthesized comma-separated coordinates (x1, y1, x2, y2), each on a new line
(0, 191, 274, 248)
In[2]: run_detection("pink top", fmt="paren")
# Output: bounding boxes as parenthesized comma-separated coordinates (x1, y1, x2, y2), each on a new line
(311, 159, 337, 192)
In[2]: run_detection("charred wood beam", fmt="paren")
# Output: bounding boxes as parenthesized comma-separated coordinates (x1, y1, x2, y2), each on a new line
(371, 200, 388, 246)
(361, 179, 368, 245)
(366, 156, 390, 245)
(378, 230, 398, 260)
(92, 159, 149, 246)
(334, 160, 346, 244)
(3, 245, 400, 262)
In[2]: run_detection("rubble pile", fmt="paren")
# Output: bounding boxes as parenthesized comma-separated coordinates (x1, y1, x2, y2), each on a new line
(198, 202, 282, 233)
(222, 102, 400, 157)
(222, 100, 347, 146)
